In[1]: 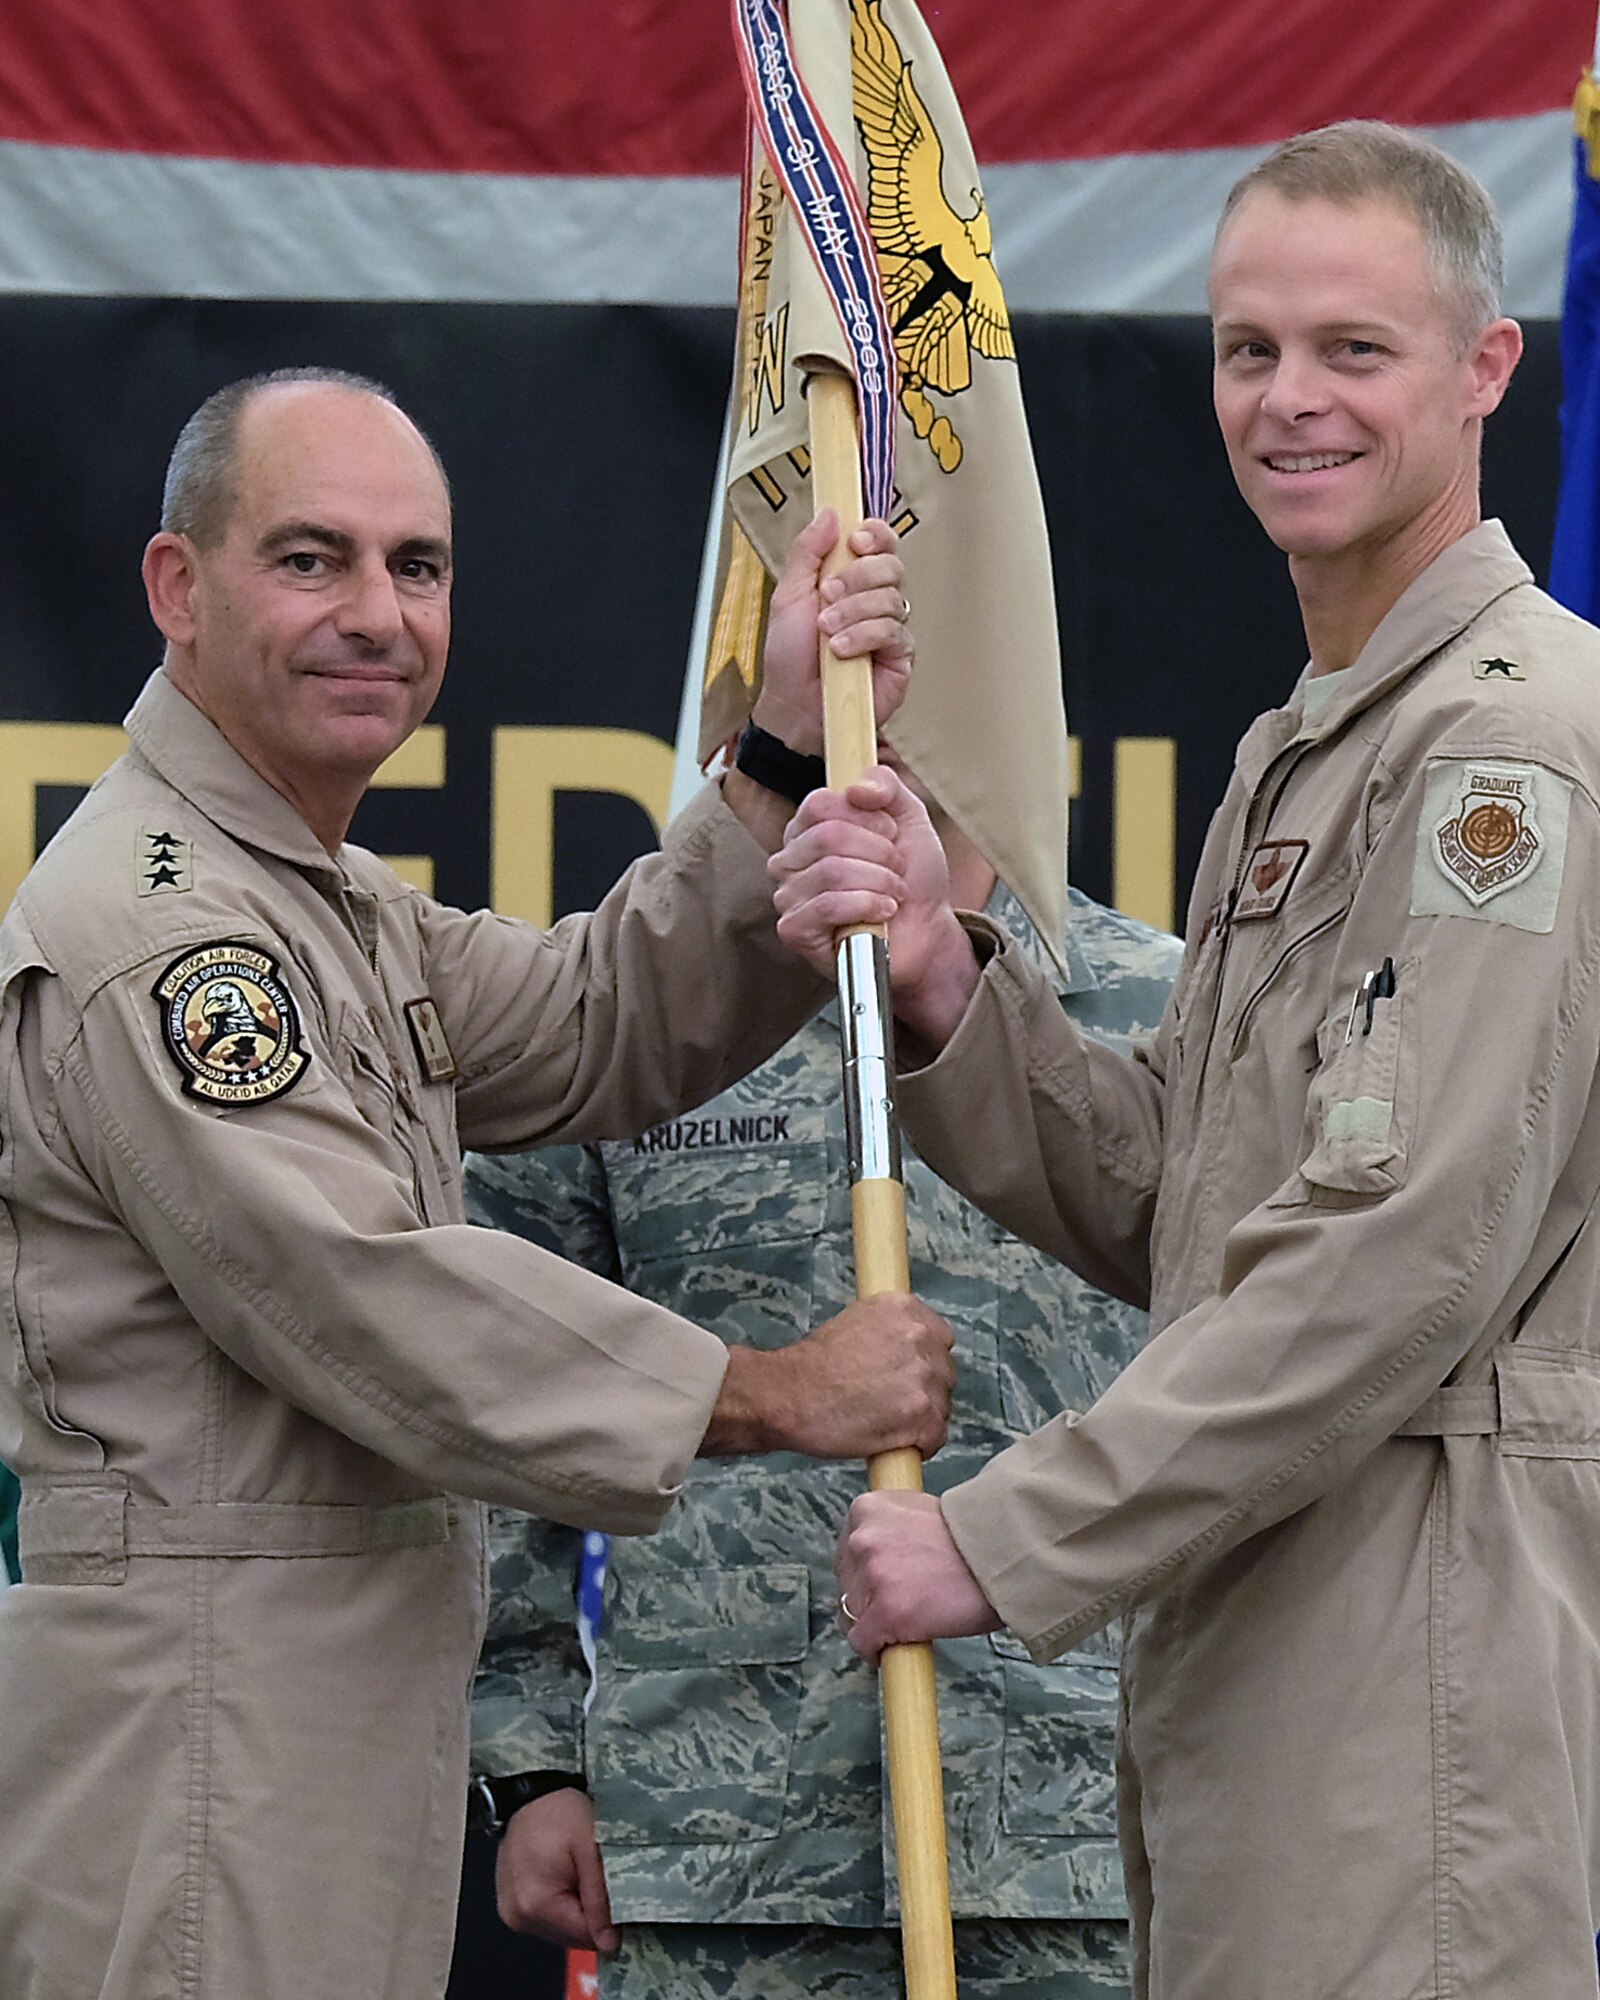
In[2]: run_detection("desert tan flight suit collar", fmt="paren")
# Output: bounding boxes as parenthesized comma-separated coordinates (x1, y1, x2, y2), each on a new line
(1233, 519, 1534, 796)
(124, 667, 348, 890)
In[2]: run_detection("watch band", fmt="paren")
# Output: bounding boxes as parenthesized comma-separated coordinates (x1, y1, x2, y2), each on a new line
(468, 1770, 587, 1840)
(734, 721, 827, 805)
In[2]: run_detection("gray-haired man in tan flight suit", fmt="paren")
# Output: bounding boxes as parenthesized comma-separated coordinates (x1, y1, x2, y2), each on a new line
(0, 366, 954, 2000)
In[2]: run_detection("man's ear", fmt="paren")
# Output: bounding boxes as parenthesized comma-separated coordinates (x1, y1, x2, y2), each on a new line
(142, 532, 202, 647)
(1465, 316, 1523, 420)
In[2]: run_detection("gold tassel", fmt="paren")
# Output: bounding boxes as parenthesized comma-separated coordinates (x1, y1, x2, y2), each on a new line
(705, 523, 769, 701)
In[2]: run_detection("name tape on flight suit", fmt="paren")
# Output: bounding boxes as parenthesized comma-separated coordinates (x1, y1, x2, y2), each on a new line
(1411, 758, 1573, 933)
(1232, 839, 1310, 922)
(403, 997, 457, 1084)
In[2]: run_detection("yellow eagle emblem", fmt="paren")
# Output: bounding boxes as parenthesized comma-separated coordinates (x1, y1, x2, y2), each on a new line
(851, 0, 1014, 472)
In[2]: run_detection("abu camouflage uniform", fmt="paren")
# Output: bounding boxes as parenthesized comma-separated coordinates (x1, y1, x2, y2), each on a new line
(468, 886, 1181, 1994)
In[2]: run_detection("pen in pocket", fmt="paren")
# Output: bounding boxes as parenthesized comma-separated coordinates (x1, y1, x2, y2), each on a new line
(1345, 956, 1398, 1042)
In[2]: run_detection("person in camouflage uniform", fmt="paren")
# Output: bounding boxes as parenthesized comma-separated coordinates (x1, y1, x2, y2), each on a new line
(466, 867, 1180, 2000)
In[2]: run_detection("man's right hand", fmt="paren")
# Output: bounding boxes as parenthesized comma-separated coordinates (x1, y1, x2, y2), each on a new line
(702, 1292, 956, 1460)
(495, 1789, 618, 1957)
(769, 767, 982, 1051)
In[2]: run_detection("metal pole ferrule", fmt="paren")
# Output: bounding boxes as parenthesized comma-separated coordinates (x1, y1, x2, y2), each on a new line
(837, 930, 901, 1186)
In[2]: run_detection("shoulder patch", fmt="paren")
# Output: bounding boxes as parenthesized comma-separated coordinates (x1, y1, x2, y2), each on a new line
(152, 942, 311, 1106)
(1411, 758, 1573, 933)
(137, 825, 193, 897)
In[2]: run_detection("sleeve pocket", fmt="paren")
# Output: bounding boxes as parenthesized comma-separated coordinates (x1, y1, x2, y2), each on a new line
(1292, 956, 1418, 1199)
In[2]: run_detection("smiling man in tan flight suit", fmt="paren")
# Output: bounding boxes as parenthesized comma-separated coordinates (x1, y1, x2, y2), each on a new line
(776, 124, 1600, 1999)
(0, 368, 957, 2000)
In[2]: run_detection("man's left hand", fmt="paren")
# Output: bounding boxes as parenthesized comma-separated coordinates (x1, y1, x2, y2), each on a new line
(752, 511, 911, 755)
(835, 1490, 1002, 1662)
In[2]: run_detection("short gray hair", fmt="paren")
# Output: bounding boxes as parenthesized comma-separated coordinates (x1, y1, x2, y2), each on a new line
(1217, 121, 1503, 346)
(160, 367, 450, 547)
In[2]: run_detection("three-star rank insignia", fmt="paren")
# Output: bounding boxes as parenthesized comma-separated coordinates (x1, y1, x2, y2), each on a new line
(138, 825, 193, 897)
(153, 942, 311, 1106)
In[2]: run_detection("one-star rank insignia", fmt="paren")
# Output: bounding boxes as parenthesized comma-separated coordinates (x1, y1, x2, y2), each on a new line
(1473, 656, 1526, 681)
(1435, 766, 1542, 904)
(153, 942, 311, 1106)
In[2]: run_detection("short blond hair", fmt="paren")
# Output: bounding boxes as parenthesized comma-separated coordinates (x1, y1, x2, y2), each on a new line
(1218, 121, 1503, 345)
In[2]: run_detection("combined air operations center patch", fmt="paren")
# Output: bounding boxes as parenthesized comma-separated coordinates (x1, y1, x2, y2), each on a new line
(153, 942, 311, 1106)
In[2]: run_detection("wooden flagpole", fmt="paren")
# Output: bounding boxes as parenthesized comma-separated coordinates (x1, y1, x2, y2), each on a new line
(809, 364, 959, 2000)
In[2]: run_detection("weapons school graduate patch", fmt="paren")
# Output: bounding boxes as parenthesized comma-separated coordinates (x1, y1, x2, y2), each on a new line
(153, 942, 311, 1105)
(1411, 758, 1573, 933)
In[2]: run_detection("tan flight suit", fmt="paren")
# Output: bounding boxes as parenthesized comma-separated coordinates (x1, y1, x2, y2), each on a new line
(0, 670, 823, 2000)
(901, 524, 1600, 2000)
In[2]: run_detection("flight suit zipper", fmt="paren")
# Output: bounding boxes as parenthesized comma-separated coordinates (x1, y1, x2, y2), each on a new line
(1196, 740, 1314, 1083)
(1230, 908, 1347, 1057)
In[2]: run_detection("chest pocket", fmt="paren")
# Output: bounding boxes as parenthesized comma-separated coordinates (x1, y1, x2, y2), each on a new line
(333, 1005, 410, 1161)
(332, 1003, 456, 1218)
(1224, 884, 1352, 1064)
(996, 1253, 1144, 1440)
(602, 1078, 833, 1349)
(894, 1151, 1007, 1450)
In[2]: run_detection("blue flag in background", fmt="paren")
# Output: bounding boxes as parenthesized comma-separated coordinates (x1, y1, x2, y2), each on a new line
(1551, 73, 1600, 620)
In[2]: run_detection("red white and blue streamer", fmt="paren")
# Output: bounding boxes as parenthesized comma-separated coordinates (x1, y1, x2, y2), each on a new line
(731, 0, 899, 518)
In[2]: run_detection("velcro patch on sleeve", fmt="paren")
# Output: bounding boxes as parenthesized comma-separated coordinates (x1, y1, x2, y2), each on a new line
(152, 941, 311, 1106)
(1410, 757, 1573, 933)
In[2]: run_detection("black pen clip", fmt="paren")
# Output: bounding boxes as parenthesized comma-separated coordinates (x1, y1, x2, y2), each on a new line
(1362, 956, 1397, 1036)
(1345, 956, 1398, 1043)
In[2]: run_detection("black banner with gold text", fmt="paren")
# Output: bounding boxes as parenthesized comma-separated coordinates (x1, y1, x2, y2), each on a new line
(0, 301, 1560, 938)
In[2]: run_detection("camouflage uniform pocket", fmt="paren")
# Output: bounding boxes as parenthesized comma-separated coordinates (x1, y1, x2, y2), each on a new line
(604, 1110, 833, 1349)
(591, 1565, 809, 1844)
(987, 1633, 1119, 1839)
(996, 1250, 1145, 1439)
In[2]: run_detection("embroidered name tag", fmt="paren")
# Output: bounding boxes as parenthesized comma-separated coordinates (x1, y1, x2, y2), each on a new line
(1412, 758, 1573, 933)
(1231, 839, 1310, 922)
(404, 997, 457, 1084)
(153, 942, 310, 1106)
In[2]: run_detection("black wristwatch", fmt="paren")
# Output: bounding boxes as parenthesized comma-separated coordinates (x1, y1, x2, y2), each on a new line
(734, 721, 828, 805)
(467, 1770, 586, 1840)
